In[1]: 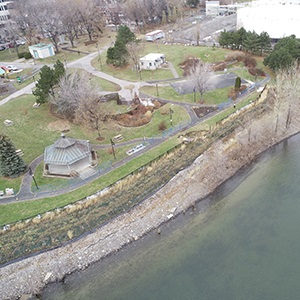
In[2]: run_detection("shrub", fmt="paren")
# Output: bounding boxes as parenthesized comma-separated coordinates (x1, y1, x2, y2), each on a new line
(24, 52, 32, 59)
(225, 52, 245, 62)
(248, 68, 266, 77)
(160, 105, 169, 115)
(17, 52, 32, 59)
(158, 121, 167, 131)
(243, 56, 257, 68)
(18, 52, 25, 59)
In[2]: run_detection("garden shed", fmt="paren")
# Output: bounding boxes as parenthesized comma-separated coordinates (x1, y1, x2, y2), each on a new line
(44, 134, 97, 177)
(28, 43, 55, 59)
(139, 53, 165, 70)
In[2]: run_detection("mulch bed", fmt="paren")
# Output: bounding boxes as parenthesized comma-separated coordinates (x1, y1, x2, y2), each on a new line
(193, 106, 218, 118)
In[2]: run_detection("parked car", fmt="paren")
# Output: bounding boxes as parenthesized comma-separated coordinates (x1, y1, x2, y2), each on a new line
(0, 45, 6, 51)
(6, 65, 18, 72)
(16, 39, 26, 46)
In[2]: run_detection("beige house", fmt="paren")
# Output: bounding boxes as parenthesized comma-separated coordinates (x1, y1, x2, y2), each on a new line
(44, 134, 97, 177)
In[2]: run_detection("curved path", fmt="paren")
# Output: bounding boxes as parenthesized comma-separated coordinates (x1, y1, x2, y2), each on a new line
(0, 43, 268, 203)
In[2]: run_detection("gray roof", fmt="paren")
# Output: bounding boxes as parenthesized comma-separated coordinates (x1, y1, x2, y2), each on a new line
(44, 136, 91, 165)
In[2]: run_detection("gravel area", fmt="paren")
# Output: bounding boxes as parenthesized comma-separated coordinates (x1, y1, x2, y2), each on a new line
(1, 96, 300, 300)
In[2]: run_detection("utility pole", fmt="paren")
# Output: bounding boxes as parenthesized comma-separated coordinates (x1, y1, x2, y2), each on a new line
(110, 139, 116, 159)
(169, 105, 174, 127)
(97, 43, 103, 71)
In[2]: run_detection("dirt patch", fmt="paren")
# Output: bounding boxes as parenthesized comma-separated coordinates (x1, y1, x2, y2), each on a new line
(193, 106, 218, 118)
(47, 120, 71, 132)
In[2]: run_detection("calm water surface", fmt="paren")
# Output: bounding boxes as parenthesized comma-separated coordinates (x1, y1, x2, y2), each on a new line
(43, 135, 300, 300)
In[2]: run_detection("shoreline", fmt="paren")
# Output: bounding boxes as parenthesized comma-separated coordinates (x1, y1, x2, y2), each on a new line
(1, 105, 300, 300)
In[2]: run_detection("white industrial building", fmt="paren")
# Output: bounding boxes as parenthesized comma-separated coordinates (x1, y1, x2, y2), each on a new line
(29, 43, 55, 59)
(237, 0, 300, 39)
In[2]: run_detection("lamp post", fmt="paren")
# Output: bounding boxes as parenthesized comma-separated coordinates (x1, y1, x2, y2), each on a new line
(169, 105, 174, 127)
(110, 138, 116, 159)
(156, 83, 159, 97)
(193, 87, 196, 103)
(97, 43, 103, 71)
(29, 167, 39, 190)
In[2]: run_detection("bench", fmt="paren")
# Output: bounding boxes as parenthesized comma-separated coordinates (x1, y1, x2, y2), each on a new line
(15, 149, 24, 156)
(113, 134, 123, 143)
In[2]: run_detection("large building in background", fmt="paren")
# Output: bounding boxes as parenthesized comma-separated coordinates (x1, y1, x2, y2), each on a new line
(237, 0, 300, 39)
(0, 0, 12, 25)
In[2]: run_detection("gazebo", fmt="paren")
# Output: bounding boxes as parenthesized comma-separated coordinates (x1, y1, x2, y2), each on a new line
(44, 134, 97, 177)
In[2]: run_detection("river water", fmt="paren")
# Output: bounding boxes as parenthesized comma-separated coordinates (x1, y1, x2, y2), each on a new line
(43, 134, 300, 300)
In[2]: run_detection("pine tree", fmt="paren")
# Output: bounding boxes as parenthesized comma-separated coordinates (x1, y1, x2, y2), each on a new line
(53, 60, 66, 85)
(33, 61, 65, 104)
(0, 134, 27, 178)
(235, 77, 241, 90)
(33, 65, 54, 104)
(106, 26, 135, 66)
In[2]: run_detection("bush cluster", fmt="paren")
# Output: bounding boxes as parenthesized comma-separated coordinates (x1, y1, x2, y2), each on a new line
(18, 52, 32, 59)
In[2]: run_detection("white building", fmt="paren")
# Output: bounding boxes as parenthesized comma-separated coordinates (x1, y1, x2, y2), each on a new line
(237, 1, 300, 39)
(0, 0, 12, 25)
(206, 1, 220, 16)
(28, 43, 55, 59)
(139, 53, 165, 70)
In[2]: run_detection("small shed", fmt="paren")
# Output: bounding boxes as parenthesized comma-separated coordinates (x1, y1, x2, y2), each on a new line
(139, 53, 165, 70)
(44, 134, 97, 177)
(28, 43, 55, 59)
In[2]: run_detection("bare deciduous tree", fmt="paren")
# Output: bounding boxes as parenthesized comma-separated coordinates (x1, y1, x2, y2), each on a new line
(34, 1, 63, 53)
(188, 61, 213, 101)
(76, 0, 103, 41)
(126, 40, 144, 78)
(75, 96, 107, 140)
(10, 0, 38, 45)
(49, 70, 98, 121)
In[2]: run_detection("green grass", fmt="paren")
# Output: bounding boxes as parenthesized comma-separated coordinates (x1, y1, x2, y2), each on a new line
(91, 43, 231, 82)
(0, 89, 262, 226)
(0, 93, 190, 193)
(70, 68, 121, 92)
(141, 85, 231, 104)
(0, 91, 261, 226)
(0, 45, 28, 61)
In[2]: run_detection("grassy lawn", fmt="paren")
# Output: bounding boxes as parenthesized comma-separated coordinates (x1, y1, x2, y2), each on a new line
(91, 43, 231, 82)
(141, 85, 231, 105)
(0, 93, 189, 193)
(0, 45, 28, 61)
(71, 68, 121, 92)
(0, 90, 261, 226)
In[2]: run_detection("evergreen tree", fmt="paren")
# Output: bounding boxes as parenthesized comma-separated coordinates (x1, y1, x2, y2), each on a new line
(53, 60, 66, 85)
(258, 31, 272, 55)
(116, 25, 135, 45)
(0, 134, 27, 178)
(33, 65, 54, 104)
(106, 26, 135, 66)
(33, 61, 65, 104)
(235, 77, 241, 90)
(243, 31, 260, 54)
(264, 35, 300, 71)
